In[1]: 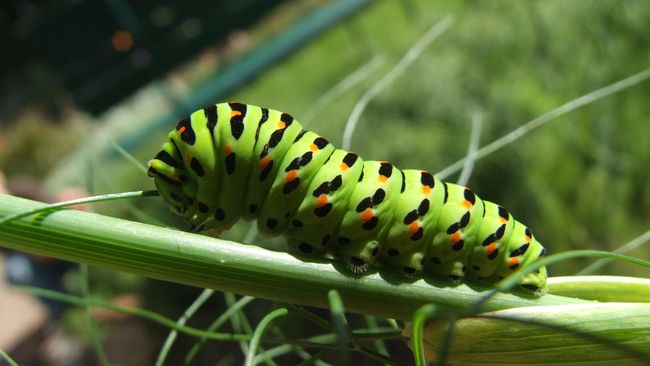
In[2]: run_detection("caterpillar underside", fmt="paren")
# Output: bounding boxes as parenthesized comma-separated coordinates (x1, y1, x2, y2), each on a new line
(148, 102, 548, 293)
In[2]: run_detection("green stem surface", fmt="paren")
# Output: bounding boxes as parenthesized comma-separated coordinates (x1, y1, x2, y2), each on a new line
(0, 194, 588, 320)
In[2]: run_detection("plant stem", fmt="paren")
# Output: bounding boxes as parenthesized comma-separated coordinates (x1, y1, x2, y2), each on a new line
(0, 194, 588, 320)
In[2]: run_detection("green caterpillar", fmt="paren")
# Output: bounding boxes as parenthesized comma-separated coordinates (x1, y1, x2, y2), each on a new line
(147, 102, 548, 293)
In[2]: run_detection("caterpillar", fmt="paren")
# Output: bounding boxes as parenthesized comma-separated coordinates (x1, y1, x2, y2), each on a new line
(147, 102, 548, 293)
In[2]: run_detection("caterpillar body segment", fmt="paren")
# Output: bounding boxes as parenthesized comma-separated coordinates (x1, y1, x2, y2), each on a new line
(259, 131, 335, 237)
(147, 102, 548, 293)
(244, 106, 303, 221)
(286, 149, 364, 257)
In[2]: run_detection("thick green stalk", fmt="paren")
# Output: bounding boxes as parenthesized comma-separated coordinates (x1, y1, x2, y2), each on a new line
(0, 194, 588, 320)
(407, 303, 650, 365)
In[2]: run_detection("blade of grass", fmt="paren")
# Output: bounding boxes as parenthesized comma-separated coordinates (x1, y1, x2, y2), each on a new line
(411, 304, 437, 366)
(578, 228, 650, 275)
(342, 15, 454, 150)
(296, 349, 333, 366)
(364, 316, 390, 357)
(254, 343, 333, 366)
(156, 289, 214, 366)
(0, 190, 158, 225)
(79, 264, 110, 366)
(18, 285, 250, 341)
(410, 304, 456, 366)
(244, 308, 289, 366)
(329, 291, 406, 365)
(328, 290, 354, 364)
(436, 67, 650, 179)
(456, 112, 483, 187)
(109, 139, 148, 174)
(224, 292, 265, 363)
(301, 55, 385, 126)
(183, 295, 255, 366)
(0, 349, 18, 366)
(90, 151, 166, 227)
(289, 305, 335, 332)
(350, 328, 404, 341)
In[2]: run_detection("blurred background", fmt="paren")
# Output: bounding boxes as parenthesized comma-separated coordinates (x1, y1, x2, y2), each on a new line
(0, 0, 649, 364)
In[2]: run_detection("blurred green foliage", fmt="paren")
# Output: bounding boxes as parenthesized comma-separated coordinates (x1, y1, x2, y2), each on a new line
(2, 1, 649, 364)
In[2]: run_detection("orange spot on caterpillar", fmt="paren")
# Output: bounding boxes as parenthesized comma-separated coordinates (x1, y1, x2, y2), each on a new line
(178, 126, 186, 134)
(378, 175, 388, 183)
(277, 121, 286, 129)
(408, 221, 420, 234)
(499, 217, 508, 224)
(339, 162, 349, 171)
(508, 257, 519, 266)
(315, 194, 328, 207)
(230, 110, 242, 117)
(486, 243, 497, 255)
(463, 200, 473, 209)
(286, 170, 298, 182)
(185, 155, 193, 164)
(225, 144, 232, 155)
(310, 143, 319, 152)
(260, 156, 271, 170)
(422, 185, 431, 195)
(450, 232, 462, 243)
(360, 208, 373, 222)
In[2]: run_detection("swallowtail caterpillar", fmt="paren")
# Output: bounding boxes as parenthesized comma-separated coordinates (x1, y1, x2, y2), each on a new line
(147, 102, 548, 293)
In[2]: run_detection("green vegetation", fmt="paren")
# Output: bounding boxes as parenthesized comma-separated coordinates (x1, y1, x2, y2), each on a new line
(38, 0, 649, 275)
(1, 0, 650, 364)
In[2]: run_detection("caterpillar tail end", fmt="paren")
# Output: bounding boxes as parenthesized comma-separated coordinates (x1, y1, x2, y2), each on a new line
(518, 265, 548, 295)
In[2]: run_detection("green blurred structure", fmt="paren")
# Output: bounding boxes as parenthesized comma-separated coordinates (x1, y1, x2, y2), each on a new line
(22, 0, 288, 115)
(14, 0, 369, 116)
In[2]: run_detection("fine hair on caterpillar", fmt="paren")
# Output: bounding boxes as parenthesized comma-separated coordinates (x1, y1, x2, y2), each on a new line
(148, 102, 548, 293)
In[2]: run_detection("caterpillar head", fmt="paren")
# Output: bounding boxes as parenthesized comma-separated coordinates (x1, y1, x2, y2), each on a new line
(147, 144, 199, 225)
